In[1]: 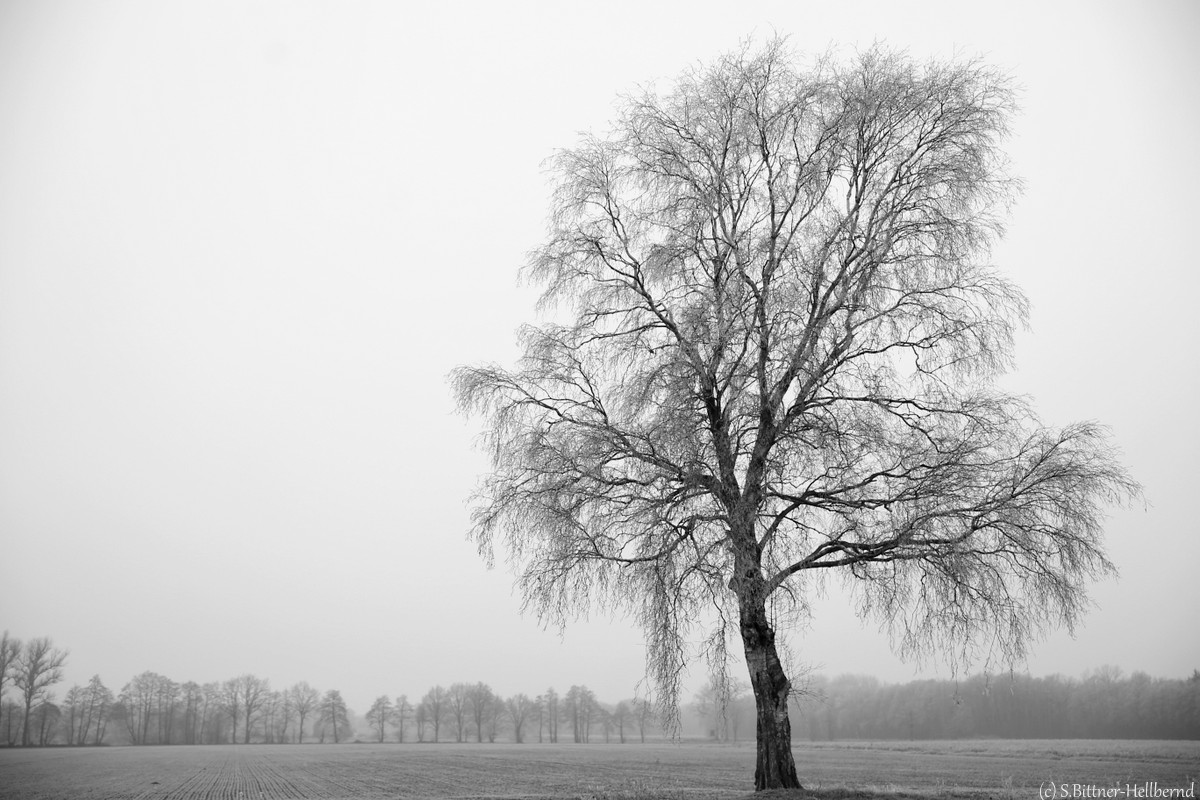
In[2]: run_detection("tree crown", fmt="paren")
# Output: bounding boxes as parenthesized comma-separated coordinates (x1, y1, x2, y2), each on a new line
(454, 39, 1138, 722)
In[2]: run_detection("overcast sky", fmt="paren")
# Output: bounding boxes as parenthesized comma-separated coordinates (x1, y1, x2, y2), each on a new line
(1, 0, 1197, 717)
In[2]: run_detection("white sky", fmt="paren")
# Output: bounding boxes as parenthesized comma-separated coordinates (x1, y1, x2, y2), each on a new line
(1, 0, 1197, 716)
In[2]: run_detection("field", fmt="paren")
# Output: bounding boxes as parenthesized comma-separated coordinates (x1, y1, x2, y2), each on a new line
(0, 740, 1196, 800)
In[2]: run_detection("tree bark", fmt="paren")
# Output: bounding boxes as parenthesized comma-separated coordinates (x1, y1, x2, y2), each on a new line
(740, 598, 802, 791)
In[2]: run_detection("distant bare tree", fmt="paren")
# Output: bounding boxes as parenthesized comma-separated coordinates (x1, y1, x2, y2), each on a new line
(543, 687, 559, 743)
(634, 698, 654, 743)
(2, 699, 20, 745)
(68, 678, 109, 746)
(466, 682, 495, 743)
(62, 684, 85, 745)
(694, 675, 752, 742)
(32, 698, 60, 745)
(221, 677, 240, 744)
(317, 689, 350, 743)
(415, 698, 429, 742)
(483, 692, 504, 742)
(14, 637, 67, 745)
(0, 631, 19, 694)
(82, 676, 112, 745)
(454, 39, 1140, 790)
(599, 705, 615, 743)
(533, 694, 545, 742)
(446, 682, 471, 742)
(290, 681, 319, 744)
(273, 689, 292, 744)
(419, 685, 446, 742)
(612, 700, 631, 743)
(156, 677, 180, 744)
(391, 694, 410, 742)
(120, 672, 163, 745)
(0, 631, 20, 738)
(180, 681, 203, 745)
(365, 695, 392, 743)
(564, 685, 596, 743)
(231, 674, 269, 744)
(507, 693, 532, 743)
(260, 690, 285, 743)
(199, 682, 223, 744)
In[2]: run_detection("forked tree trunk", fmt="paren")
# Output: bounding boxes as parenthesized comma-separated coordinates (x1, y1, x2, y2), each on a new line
(740, 599, 802, 791)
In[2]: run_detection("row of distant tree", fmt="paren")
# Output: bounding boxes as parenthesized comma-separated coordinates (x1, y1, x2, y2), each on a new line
(6, 629, 1199, 746)
(694, 669, 1200, 742)
(0, 630, 659, 747)
(365, 684, 655, 745)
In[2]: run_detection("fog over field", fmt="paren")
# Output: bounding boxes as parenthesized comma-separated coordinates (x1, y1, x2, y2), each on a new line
(1, 0, 1197, 721)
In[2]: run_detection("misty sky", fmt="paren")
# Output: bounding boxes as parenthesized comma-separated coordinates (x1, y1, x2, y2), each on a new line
(1, 0, 1197, 717)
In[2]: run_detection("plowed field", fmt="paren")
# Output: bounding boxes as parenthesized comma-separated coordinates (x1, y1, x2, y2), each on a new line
(0, 740, 1196, 800)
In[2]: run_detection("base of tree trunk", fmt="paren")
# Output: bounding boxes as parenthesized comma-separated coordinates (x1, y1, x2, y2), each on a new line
(754, 723, 803, 791)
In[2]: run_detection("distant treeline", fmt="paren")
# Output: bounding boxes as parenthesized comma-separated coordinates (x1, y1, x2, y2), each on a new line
(5, 629, 1198, 746)
(693, 669, 1200, 742)
(0, 631, 657, 747)
(796, 670, 1200, 740)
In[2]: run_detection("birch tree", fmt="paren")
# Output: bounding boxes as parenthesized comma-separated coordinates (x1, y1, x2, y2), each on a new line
(455, 40, 1138, 790)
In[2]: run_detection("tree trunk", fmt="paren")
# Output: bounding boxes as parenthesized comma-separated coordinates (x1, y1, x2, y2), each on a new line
(740, 598, 802, 791)
(21, 692, 40, 747)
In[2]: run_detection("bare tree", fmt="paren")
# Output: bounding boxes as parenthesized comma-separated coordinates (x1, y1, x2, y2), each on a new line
(62, 684, 85, 745)
(261, 690, 285, 743)
(483, 692, 504, 742)
(415, 698, 429, 742)
(0, 632, 19, 691)
(543, 687, 558, 743)
(120, 672, 163, 745)
(454, 40, 1138, 790)
(199, 682, 223, 744)
(291, 681, 319, 744)
(82, 676, 113, 745)
(612, 700, 631, 743)
(365, 695, 392, 743)
(419, 685, 446, 742)
(32, 698, 59, 745)
(317, 689, 350, 744)
(0, 632, 21, 739)
(563, 685, 597, 743)
(233, 674, 270, 744)
(507, 693, 532, 743)
(221, 677, 241, 744)
(2, 699, 20, 745)
(156, 677, 180, 744)
(599, 705, 614, 743)
(447, 682, 470, 742)
(634, 697, 653, 743)
(466, 682, 494, 743)
(180, 682, 203, 745)
(694, 676, 751, 742)
(391, 694, 410, 742)
(274, 688, 292, 744)
(14, 637, 68, 746)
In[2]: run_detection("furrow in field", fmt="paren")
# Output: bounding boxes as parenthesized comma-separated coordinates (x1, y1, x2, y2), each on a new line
(3, 740, 1199, 800)
(250, 751, 327, 799)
